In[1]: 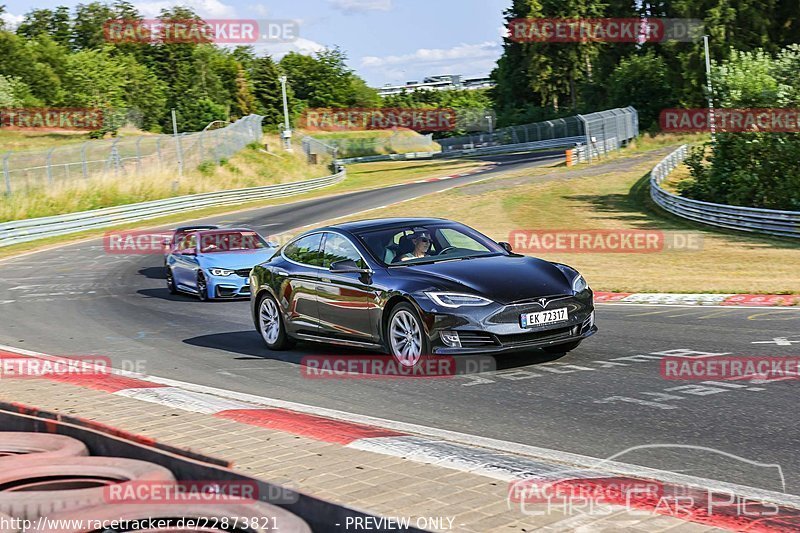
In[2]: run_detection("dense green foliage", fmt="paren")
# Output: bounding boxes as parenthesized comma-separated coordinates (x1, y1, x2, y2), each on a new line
(678, 45, 800, 210)
(0, 2, 380, 133)
(493, 0, 800, 130)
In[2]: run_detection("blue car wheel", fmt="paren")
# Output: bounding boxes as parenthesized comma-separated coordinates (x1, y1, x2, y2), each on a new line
(166, 268, 178, 295)
(197, 272, 210, 301)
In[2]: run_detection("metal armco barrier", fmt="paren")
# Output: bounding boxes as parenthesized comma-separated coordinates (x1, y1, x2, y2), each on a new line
(0, 170, 346, 247)
(335, 136, 586, 165)
(650, 145, 800, 239)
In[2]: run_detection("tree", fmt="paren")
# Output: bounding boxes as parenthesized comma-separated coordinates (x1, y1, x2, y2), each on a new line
(280, 47, 374, 109)
(605, 50, 676, 130)
(492, 0, 605, 125)
(251, 54, 286, 128)
(0, 74, 19, 106)
(678, 45, 800, 210)
(232, 64, 255, 118)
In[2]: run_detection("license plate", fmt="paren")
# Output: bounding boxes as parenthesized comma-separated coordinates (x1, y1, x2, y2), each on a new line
(520, 308, 568, 328)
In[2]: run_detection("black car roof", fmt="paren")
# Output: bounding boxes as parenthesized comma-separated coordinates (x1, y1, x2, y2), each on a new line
(322, 217, 451, 233)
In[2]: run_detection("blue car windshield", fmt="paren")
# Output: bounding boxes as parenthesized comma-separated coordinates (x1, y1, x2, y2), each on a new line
(356, 223, 504, 265)
(198, 231, 268, 253)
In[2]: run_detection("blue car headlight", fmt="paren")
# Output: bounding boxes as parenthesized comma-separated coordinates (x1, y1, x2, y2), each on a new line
(209, 268, 235, 277)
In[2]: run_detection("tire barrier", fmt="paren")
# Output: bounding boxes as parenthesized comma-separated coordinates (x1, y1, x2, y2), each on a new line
(0, 403, 426, 533)
(0, 433, 312, 531)
(0, 432, 88, 460)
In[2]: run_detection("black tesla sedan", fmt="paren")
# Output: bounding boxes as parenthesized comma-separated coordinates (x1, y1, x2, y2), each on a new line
(250, 218, 596, 366)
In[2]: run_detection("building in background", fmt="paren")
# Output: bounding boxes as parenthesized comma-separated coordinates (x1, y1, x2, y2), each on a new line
(377, 75, 494, 97)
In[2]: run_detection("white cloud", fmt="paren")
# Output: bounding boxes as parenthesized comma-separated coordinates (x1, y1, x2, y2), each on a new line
(360, 41, 501, 85)
(247, 4, 271, 17)
(134, 0, 237, 19)
(251, 37, 327, 59)
(328, 0, 392, 15)
(1, 11, 24, 29)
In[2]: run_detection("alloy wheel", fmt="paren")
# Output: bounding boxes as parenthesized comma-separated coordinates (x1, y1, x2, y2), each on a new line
(259, 297, 281, 345)
(390, 309, 423, 367)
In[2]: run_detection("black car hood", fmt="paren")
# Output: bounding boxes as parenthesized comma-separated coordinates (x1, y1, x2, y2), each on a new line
(389, 254, 573, 304)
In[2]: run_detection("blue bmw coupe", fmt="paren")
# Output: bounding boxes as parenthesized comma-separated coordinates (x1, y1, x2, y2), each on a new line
(165, 228, 278, 300)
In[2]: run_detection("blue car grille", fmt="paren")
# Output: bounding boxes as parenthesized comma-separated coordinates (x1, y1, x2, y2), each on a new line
(234, 269, 251, 277)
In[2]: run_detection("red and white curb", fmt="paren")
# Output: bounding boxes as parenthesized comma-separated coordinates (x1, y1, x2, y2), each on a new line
(594, 292, 799, 307)
(2, 344, 800, 531)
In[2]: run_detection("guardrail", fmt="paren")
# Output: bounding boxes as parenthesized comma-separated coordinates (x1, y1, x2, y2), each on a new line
(650, 145, 800, 239)
(335, 136, 585, 165)
(0, 170, 346, 248)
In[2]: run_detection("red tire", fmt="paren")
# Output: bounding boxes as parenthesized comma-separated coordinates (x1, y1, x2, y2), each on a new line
(0, 456, 174, 520)
(31, 502, 311, 532)
(0, 432, 88, 461)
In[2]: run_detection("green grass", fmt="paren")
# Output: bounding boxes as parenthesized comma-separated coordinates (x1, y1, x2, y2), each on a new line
(0, 134, 330, 222)
(0, 156, 487, 260)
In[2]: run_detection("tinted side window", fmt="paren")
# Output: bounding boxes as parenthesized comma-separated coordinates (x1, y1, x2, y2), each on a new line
(283, 234, 323, 267)
(322, 233, 367, 269)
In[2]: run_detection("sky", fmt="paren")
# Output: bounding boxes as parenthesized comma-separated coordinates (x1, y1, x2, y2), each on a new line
(1, 0, 511, 87)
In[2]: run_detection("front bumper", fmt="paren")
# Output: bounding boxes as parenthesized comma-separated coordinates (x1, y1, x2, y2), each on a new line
(417, 291, 596, 355)
(208, 274, 251, 299)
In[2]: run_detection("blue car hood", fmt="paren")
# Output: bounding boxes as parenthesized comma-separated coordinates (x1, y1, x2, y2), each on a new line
(198, 248, 277, 270)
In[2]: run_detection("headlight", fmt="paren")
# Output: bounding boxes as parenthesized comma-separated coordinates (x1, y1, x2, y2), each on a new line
(425, 292, 493, 308)
(572, 274, 588, 293)
(209, 268, 234, 277)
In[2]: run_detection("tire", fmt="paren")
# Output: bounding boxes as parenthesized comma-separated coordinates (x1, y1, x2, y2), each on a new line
(196, 271, 210, 301)
(257, 293, 294, 350)
(386, 302, 429, 367)
(542, 340, 582, 354)
(0, 456, 175, 520)
(165, 267, 178, 295)
(40, 502, 311, 532)
(0, 432, 88, 461)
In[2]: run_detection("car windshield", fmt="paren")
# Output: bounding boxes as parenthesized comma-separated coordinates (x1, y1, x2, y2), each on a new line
(198, 231, 268, 253)
(355, 223, 504, 265)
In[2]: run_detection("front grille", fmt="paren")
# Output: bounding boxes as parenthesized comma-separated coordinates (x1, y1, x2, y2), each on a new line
(489, 300, 583, 325)
(496, 325, 574, 346)
(457, 331, 499, 347)
(235, 268, 251, 277)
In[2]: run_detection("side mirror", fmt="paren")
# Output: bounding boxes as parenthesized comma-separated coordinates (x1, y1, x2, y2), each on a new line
(498, 241, 513, 253)
(330, 259, 370, 273)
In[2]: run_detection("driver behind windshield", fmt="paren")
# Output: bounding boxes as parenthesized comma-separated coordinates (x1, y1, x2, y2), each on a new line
(400, 229, 432, 261)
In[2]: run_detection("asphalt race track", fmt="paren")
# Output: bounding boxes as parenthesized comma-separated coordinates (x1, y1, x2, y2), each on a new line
(1, 150, 799, 496)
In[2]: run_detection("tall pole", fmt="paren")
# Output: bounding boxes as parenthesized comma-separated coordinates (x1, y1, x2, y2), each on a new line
(172, 108, 184, 177)
(279, 76, 293, 152)
(703, 35, 716, 143)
